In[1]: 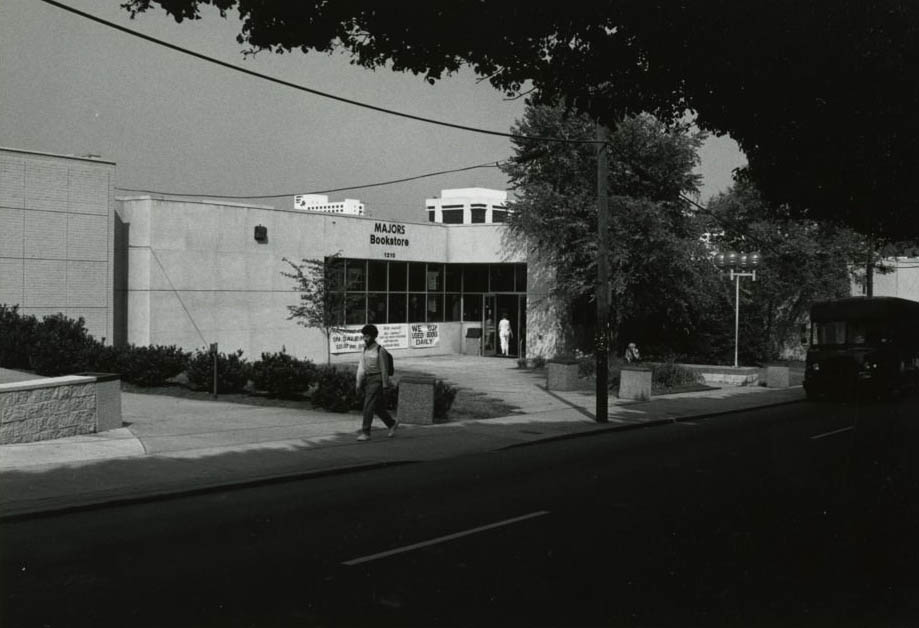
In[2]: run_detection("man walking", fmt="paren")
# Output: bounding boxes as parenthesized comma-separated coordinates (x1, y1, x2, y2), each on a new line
(498, 312, 513, 357)
(355, 324, 398, 441)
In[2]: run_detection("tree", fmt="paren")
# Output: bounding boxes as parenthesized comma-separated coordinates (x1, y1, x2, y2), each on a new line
(281, 254, 344, 365)
(123, 0, 919, 239)
(704, 180, 867, 363)
(501, 104, 711, 356)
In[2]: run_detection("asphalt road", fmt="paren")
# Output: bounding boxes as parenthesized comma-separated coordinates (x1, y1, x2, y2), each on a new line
(3, 395, 919, 628)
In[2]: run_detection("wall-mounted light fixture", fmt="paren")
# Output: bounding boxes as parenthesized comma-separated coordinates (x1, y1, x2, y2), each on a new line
(254, 225, 268, 243)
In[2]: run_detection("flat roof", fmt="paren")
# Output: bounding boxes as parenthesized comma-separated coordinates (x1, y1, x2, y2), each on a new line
(0, 146, 116, 166)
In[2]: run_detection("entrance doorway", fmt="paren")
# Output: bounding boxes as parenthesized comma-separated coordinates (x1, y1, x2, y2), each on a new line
(483, 294, 525, 358)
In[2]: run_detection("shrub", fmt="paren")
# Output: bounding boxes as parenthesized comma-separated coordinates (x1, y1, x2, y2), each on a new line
(532, 355, 546, 369)
(312, 364, 362, 412)
(251, 350, 316, 398)
(120, 345, 190, 386)
(652, 362, 704, 389)
(516, 357, 528, 368)
(29, 313, 95, 376)
(0, 305, 38, 370)
(82, 341, 124, 375)
(433, 379, 458, 420)
(80, 342, 190, 386)
(185, 348, 251, 394)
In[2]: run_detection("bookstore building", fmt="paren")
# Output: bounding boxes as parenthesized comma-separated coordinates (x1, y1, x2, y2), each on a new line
(0, 146, 551, 363)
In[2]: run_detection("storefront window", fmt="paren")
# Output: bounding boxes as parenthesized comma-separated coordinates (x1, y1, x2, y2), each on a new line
(367, 293, 387, 324)
(367, 261, 387, 291)
(388, 293, 407, 323)
(427, 264, 443, 292)
(326, 257, 345, 292)
(409, 263, 426, 292)
(345, 293, 366, 325)
(463, 294, 483, 322)
(427, 294, 444, 322)
(323, 259, 524, 327)
(515, 263, 527, 292)
(445, 265, 461, 292)
(328, 293, 345, 326)
(389, 261, 407, 292)
(446, 294, 461, 322)
(471, 207, 486, 223)
(346, 260, 366, 291)
(490, 264, 515, 292)
(492, 210, 507, 223)
(463, 264, 488, 292)
(408, 293, 426, 322)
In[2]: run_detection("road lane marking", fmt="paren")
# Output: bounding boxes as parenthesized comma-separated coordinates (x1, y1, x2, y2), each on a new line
(810, 426, 855, 441)
(342, 510, 551, 566)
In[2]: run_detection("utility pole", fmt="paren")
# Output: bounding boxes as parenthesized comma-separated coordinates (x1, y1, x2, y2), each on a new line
(866, 236, 874, 297)
(595, 123, 609, 423)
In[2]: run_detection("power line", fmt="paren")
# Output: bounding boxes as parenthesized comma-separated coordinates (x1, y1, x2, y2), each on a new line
(40, 0, 603, 146)
(115, 160, 506, 199)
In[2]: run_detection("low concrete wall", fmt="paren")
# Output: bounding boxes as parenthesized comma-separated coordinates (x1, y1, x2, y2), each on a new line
(0, 374, 123, 445)
(681, 365, 760, 387)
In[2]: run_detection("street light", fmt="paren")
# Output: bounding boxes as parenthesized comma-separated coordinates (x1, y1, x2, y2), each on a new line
(714, 251, 761, 368)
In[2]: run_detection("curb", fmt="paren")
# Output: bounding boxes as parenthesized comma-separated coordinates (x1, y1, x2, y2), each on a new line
(0, 460, 418, 523)
(500, 396, 805, 450)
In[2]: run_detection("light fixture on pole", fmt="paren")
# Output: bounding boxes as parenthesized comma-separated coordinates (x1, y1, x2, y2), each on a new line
(714, 251, 761, 368)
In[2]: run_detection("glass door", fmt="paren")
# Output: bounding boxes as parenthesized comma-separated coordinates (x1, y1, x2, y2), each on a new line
(495, 294, 520, 357)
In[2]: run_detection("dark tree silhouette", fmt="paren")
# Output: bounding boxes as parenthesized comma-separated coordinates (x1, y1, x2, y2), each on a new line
(124, 0, 919, 239)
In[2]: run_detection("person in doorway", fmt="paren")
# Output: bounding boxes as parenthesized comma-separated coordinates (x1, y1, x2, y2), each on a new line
(624, 342, 641, 364)
(498, 312, 513, 356)
(355, 324, 398, 441)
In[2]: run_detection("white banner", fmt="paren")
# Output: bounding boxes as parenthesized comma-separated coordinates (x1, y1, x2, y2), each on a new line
(410, 323, 440, 348)
(329, 324, 409, 354)
(378, 324, 409, 350)
(329, 328, 364, 354)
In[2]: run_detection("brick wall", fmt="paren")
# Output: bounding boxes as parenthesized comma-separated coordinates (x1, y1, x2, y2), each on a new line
(0, 147, 115, 342)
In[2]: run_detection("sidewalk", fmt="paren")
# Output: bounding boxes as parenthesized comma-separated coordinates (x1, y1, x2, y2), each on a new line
(0, 357, 805, 521)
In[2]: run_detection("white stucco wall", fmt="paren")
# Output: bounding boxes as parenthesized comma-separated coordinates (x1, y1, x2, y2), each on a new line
(116, 197, 526, 364)
(852, 258, 919, 301)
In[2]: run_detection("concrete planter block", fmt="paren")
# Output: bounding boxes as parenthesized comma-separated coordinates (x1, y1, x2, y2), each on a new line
(397, 376, 435, 425)
(463, 337, 481, 356)
(81, 373, 123, 431)
(619, 367, 652, 401)
(766, 366, 790, 388)
(547, 360, 580, 391)
(0, 373, 124, 445)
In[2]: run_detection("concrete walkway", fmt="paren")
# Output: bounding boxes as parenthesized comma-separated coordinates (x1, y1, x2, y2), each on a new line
(0, 356, 805, 520)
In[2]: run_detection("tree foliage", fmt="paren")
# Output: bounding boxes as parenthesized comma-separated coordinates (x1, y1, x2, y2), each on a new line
(704, 180, 867, 362)
(124, 0, 919, 239)
(502, 104, 712, 355)
(281, 254, 344, 364)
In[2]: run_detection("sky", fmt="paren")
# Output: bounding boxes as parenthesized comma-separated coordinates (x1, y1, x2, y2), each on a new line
(1, 0, 747, 223)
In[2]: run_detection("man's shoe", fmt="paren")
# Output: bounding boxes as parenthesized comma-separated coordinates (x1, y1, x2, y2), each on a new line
(387, 421, 400, 438)
(357, 433, 370, 442)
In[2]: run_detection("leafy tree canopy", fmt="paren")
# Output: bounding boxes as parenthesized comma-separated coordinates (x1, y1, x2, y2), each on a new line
(502, 105, 712, 354)
(704, 180, 867, 362)
(124, 0, 919, 239)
